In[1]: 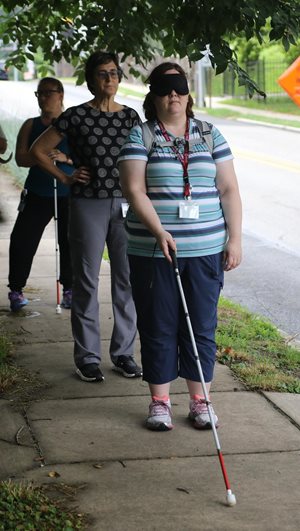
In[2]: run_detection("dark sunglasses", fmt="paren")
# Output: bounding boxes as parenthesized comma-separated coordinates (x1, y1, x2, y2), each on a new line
(34, 89, 61, 98)
(95, 69, 121, 81)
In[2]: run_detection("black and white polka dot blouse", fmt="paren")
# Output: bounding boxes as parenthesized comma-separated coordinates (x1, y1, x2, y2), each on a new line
(53, 103, 141, 199)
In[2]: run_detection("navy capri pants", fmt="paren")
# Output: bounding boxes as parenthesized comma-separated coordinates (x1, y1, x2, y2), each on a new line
(129, 253, 224, 385)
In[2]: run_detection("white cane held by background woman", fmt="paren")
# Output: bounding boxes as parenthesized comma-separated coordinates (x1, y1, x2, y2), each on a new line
(53, 178, 61, 314)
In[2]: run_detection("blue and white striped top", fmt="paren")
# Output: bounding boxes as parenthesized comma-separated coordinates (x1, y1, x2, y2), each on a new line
(118, 119, 233, 258)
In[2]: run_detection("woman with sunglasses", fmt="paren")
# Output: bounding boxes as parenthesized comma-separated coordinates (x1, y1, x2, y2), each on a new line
(8, 77, 73, 312)
(31, 51, 142, 383)
(119, 62, 242, 431)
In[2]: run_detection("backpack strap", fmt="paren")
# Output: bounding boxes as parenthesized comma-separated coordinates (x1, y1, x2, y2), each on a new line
(194, 119, 213, 154)
(141, 121, 174, 153)
(140, 121, 155, 153)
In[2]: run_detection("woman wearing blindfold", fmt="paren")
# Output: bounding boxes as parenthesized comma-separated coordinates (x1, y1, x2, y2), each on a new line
(119, 62, 242, 431)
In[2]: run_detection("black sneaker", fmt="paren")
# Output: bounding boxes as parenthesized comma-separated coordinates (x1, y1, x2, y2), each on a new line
(113, 356, 142, 378)
(76, 363, 105, 382)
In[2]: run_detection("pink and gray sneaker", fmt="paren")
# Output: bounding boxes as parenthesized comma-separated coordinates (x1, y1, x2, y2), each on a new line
(146, 397, 173, 431)
(189, 395, 219, 430)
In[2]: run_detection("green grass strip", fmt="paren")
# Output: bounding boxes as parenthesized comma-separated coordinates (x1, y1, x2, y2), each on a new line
(0, 480, 84, 530)
(203, 107, 300, 128)
(217, 297, 300, 393)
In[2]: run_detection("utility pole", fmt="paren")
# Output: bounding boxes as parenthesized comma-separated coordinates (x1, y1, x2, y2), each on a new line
(195, 60, 206, 108)
(195, 46, 213, 108)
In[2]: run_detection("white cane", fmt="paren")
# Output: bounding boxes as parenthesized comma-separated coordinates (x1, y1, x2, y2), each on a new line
(53, 178, 62, 314)
(170, 249, 236, 507)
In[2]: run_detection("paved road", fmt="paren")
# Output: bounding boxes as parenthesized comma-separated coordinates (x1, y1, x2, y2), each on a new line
(212, 120, 300, 256)
(222, 232, 300, 338)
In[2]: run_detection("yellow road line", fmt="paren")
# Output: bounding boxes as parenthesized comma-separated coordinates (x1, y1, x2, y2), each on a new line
(234, 149, 300, 173)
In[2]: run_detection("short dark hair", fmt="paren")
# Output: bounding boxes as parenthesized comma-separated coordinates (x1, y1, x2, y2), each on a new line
(38, 77, 64, 94)
(85, 51, 122, 94)
(143, 62, 194, 121)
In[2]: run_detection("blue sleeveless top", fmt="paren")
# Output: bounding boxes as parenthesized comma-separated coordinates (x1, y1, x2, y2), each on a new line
(24, 117, 73, 197)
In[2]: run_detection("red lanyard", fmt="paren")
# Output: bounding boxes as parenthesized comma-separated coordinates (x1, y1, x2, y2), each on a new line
(158, 119, 191, 199)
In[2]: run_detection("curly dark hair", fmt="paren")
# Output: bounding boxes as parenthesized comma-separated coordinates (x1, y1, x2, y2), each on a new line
(85, 51, 122, 95)
(143, 62, 194, 121)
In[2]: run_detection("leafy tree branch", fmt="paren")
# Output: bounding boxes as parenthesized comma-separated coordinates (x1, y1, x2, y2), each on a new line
(1, 0, 299, 95)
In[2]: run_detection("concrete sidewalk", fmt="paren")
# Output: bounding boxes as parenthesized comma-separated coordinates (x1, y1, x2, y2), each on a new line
(0, 173, 300, 530)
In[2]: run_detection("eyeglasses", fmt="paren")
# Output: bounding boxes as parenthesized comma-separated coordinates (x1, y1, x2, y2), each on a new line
(95, 69, 120, 81)
(34, 90, 61, 98)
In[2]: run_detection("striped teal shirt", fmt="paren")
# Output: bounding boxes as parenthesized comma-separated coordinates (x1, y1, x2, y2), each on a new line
(118, 119, 233, 258)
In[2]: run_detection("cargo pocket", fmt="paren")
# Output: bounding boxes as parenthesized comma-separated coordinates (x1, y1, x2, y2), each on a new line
(207, 252, 224, 290)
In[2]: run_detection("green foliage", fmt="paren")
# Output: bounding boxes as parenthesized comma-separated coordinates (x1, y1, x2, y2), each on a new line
(206, 107, 300, 129)
(217, 297, 300, 392)
(0, 327, 11, 364)
(259, 43, 286, 62)
(220, 96, 300, 115)
(0, 326, 12, 390)
(284, 42, 300, 64)
(0, 326, 12, 365)
(233, 37, 262, 63)
(229, 18, 299, 66)
(1, 0, 300, 96)
(0, 116, 26, 185)
(0, 481, 83, 530)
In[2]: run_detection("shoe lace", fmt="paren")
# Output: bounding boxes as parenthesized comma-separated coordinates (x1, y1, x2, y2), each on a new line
(150, 400, 171, 417)
(190, 399, 209, 416)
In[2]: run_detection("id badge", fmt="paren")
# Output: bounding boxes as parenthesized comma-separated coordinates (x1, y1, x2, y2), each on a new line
(121, 202, 129, 217)
(179, 201, 199, 219)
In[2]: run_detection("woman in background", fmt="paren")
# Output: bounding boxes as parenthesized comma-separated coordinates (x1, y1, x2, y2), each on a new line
(8, 77, 73, 311)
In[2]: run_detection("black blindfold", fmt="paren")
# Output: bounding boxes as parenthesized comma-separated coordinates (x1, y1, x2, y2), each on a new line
(150, 74, 189, 96)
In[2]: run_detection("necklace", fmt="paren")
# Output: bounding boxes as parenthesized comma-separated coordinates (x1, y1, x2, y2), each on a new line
(158, 118, 192, 199)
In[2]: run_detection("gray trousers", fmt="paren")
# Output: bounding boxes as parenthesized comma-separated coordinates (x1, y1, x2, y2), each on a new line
(69, 197, 137, 368)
